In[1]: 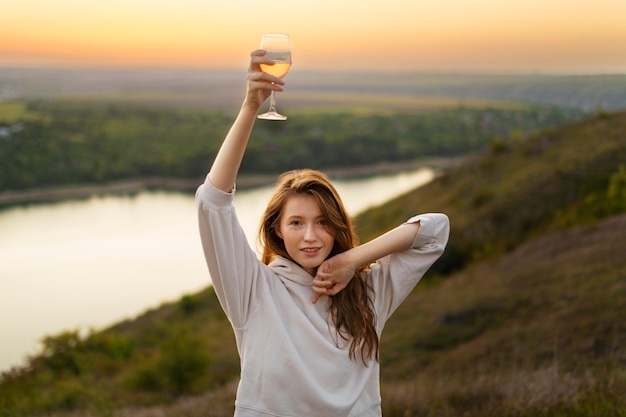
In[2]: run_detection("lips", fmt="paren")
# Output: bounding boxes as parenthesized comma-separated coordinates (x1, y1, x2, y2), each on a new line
(301, 247, 321, 256)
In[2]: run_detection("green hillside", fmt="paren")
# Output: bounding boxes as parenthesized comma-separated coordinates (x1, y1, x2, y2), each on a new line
(357, 109, 626, 271)
(358, 110, 626, 416)
(1, 111, 625, 417)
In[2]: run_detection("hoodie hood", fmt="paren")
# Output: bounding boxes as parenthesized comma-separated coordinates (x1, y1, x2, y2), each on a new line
(269, 256, 315, 286)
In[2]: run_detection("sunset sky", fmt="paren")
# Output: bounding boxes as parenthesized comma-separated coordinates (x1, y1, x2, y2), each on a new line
(2, 0, 625, 73)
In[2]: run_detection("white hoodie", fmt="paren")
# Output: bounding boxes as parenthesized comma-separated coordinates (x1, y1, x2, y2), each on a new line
(196, 178, 449, 417)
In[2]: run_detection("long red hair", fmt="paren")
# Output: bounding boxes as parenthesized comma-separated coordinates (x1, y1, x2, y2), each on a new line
(258, 169, 379, 363)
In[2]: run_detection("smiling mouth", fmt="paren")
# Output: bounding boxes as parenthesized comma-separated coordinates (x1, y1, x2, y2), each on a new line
(301, 248, 321, 254)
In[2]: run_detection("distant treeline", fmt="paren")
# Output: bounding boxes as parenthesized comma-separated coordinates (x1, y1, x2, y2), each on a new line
(0, 100, 585, 191)
(2, 69, 626, 111)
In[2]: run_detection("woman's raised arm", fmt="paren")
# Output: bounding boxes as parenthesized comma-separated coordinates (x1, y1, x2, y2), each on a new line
(311, 222, 421, 303)
(312, 213, 450, 303)
(208, 50, 285, 192)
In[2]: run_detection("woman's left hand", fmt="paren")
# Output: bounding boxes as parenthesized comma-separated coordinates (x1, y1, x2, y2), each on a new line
(311, 252, 355, 303)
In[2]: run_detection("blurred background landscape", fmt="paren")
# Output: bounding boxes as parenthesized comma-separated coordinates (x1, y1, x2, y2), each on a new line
(1, 0, 626, 416)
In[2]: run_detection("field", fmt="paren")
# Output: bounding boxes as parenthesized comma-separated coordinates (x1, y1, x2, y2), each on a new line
(0, 102, 37, 122)
(2, 68, 626, 111)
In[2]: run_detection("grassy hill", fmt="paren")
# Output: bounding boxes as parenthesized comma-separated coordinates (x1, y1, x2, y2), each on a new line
(360, 110, 626, 416)
(1, 111, 625, 417)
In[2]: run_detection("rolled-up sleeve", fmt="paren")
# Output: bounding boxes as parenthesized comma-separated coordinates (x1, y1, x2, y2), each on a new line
(407, 213, 450, 251)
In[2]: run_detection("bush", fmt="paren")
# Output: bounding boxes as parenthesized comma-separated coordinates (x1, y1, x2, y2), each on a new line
(38, 330, 83, 376)
(128, 324, 211, 396)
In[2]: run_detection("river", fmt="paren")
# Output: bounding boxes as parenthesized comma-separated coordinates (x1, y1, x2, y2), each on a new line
(0, 168, 433, 372)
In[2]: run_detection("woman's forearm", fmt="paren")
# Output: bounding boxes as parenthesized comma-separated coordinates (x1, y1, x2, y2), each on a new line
(208, 105, 257, 192)
(311, 222, 422, 303)
(207, 50, 284, 193)
(349, 222, 421, 268)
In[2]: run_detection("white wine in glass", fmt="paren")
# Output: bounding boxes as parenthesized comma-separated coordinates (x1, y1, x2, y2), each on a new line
(257, 33, 292, 121)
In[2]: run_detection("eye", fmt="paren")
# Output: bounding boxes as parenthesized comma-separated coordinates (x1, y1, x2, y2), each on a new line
(290, 220, 302, 226)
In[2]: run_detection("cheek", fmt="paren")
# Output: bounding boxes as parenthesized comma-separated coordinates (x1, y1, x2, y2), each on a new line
(323, 229, 336, 247)
(279, 229, 297, 250)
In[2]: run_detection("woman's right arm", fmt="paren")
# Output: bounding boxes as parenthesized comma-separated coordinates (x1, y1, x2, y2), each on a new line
(196, 50, 284, 325)
(208, 49, 284, 192)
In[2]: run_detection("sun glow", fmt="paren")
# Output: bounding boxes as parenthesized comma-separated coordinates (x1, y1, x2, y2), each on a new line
(2, 0, 625, 73)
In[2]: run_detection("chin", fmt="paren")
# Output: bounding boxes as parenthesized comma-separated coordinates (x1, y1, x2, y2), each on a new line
(298, 260, 322, 275)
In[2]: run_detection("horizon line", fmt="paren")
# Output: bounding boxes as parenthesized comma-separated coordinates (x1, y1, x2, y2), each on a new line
(1, 64, 625, 77)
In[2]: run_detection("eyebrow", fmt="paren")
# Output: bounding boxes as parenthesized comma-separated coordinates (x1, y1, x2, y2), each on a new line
(284, 214, 324, 221)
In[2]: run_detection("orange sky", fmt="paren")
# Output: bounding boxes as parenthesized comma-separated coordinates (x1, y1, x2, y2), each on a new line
(2, 0, 625, 73)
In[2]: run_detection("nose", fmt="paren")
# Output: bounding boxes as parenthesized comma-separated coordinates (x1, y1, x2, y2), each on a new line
(303, 224, 317, 242)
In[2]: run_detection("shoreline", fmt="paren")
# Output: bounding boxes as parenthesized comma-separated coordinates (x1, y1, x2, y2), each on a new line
(0, 158, 463, 208)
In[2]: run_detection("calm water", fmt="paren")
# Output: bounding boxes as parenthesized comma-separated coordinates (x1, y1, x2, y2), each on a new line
(0, 169, 433, 372)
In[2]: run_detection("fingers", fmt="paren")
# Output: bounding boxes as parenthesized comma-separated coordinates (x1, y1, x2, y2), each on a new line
(248, 50, 285, 90)
(311, 269, 336, 304)
(312, 267, 333, 287)
(250, 51, 273, 68)
(312, 284, 341, 303)
(246, 79, 283, 98)
(311, 285, 332, 304)
(242, 50, 284, 111)
(253, 71, 285, 87)
(312, 278, 334, 290)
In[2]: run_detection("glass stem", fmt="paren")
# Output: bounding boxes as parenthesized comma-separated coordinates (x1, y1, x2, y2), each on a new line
(268, 91, 277, 113)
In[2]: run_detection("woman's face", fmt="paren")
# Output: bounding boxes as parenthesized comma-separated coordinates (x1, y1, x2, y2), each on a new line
(277, 194, 335, 276)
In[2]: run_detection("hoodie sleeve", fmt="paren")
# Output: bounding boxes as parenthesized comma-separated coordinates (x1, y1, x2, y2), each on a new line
(367, 213, 450, 327)
(195, 176, 267, 329)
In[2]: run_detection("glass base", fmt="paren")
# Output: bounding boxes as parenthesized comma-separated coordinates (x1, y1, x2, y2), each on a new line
(257, 110, 287, 121)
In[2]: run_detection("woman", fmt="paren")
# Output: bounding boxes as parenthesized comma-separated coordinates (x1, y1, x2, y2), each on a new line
(196, 49, 450, 417)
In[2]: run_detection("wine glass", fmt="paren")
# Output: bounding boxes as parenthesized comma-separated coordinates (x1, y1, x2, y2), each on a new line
(257, 33, 292, 121)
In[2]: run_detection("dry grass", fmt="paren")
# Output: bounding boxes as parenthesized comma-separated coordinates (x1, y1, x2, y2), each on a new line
(45, 367, 624, 417)
(375, 213, 626, 417)
(380, 365, 626, 417)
